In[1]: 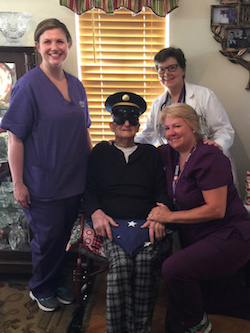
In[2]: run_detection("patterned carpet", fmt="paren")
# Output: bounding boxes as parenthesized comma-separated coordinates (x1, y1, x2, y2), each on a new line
(0, 273, 77, 333)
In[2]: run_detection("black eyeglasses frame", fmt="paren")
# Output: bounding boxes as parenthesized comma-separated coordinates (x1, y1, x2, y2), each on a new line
(156, 64, 179, 74)
(113, 116, 139, 126)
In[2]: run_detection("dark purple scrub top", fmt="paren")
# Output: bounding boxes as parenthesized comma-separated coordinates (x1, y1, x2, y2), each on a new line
(159, 141, 250, 244)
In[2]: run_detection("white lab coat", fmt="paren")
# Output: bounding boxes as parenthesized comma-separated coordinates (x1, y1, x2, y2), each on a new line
(135, 81, 235, 157)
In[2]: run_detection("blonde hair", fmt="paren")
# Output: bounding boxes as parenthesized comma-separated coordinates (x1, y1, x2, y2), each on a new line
(160, 103, 203, 141)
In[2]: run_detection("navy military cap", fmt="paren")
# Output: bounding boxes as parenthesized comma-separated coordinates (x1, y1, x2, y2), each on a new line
(105, 92, 147, 118)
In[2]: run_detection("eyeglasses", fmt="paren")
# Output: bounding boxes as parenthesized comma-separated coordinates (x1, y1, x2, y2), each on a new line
(113, 116, 139, 126)
(156, 64, 179, 74)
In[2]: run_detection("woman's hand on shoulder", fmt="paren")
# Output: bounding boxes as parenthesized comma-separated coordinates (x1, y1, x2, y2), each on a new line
(202, 139, 222, 151)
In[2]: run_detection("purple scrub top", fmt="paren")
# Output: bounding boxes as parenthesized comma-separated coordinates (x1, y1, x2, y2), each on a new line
(159, 141, 250, 244)
(1, 66, 91, 200)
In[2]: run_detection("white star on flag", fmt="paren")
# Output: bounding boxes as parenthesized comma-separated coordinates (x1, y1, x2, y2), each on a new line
(128, 220, 137, 227)
(110, 219, 150, 256)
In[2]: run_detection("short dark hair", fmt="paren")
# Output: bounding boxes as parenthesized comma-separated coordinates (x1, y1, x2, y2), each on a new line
(154, 47, 186, 71)
(34, 18, 72, 44)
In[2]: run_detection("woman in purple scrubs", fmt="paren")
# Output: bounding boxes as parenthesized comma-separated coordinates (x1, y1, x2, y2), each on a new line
(145, 103, 250, 333)
(0, 19, 92, 312)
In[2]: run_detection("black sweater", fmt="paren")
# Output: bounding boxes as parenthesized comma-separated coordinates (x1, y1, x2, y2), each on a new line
(83, 142, 172, 220)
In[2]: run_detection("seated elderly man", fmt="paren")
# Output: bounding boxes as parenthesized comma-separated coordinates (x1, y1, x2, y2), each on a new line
(83, 92, 172, 333)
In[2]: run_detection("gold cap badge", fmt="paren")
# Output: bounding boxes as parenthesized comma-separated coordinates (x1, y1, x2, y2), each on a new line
(122, 94, 130, 102)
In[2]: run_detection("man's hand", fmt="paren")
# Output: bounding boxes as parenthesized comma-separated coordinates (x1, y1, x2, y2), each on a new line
(91, 209, 118, 241)
(141, 221, 166, 243)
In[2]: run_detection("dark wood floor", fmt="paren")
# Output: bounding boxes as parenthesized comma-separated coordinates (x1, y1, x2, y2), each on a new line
(85, 273, 250, 333)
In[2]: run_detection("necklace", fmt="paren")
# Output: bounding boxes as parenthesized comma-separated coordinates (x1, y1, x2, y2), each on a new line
(172, 142, 197, 205)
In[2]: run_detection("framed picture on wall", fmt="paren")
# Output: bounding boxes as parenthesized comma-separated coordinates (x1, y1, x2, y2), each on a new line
(224, 28, 250, 49)
(240, 5, 250, 26)
(211, 5, 238, 25)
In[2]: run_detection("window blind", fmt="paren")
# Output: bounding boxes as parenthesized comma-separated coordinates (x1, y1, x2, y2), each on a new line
(78, 8, 166, 145)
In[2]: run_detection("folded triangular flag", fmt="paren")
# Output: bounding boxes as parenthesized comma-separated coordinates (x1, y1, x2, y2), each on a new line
(110, 219, 150, 256)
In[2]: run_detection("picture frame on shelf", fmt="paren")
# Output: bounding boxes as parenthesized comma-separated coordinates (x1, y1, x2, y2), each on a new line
(211, 5, 238, 25)
(224, 27, 250, 49)
(0, 62, 17, 118)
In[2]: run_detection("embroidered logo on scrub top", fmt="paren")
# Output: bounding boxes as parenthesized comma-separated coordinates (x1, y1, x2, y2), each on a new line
(79, 100, 85, 108)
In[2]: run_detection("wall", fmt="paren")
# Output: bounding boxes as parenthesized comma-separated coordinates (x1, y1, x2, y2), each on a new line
(0, 0, 249, 197)
(0, 0, 78, 75)
(170, 0, 250, 198)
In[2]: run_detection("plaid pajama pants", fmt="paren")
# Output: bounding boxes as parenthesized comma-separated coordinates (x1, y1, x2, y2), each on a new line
(102, 237, 170, 333)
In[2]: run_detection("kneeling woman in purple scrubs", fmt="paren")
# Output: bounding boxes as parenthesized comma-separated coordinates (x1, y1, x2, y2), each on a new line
(0, 19, 92, 311)
(145, 103, 250, 333)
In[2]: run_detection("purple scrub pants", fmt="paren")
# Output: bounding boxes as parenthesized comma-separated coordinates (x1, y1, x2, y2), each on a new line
(162, 230, 250, 333)
(23, 195, 81, 298)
